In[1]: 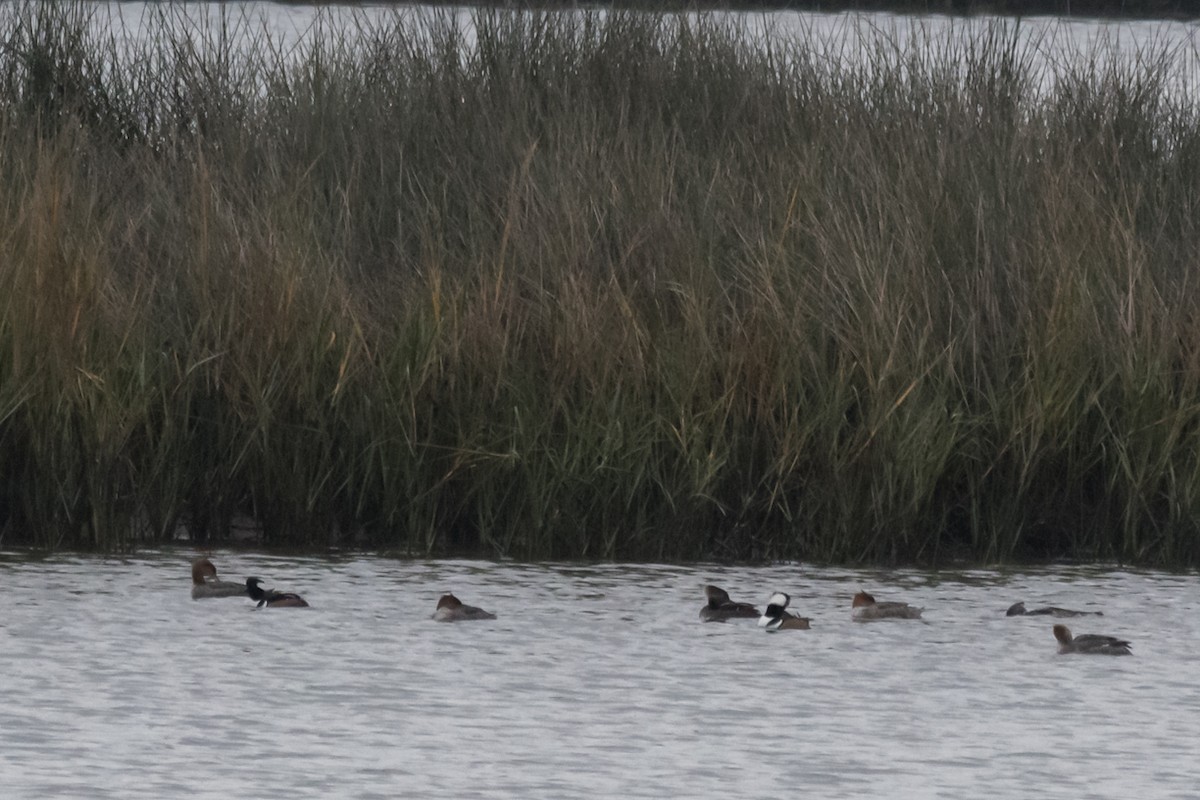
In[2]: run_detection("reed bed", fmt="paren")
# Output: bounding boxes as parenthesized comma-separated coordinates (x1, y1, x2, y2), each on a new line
(1, 2, 1199, 563)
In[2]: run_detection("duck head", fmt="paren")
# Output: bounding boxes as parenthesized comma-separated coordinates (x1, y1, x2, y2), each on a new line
(852, 591, 877, 608)
(191, 558, 218, 585)
(436, 594, 464, 611)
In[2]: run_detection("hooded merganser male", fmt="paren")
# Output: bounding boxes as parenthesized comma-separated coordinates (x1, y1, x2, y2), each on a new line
(851, 590, 923, 621)
(432, 593, 496, 622)
(245, 577, 309, 608)
(757, 592, 811, 631)
(1053, 624, 1131, 656)
(699, 585, 760, 622)
(190, 558, 249, 600)
(1007, 601, 1102, 618)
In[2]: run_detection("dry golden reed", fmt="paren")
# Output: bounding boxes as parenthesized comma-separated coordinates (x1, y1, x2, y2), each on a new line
(1, 2, 1199, 563)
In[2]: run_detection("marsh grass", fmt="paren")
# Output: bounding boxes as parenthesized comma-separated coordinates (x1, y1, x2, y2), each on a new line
(1, 2, 1199, 563)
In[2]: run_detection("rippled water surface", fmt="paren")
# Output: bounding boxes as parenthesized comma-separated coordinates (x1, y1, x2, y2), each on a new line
(1, 554, 1198, 798)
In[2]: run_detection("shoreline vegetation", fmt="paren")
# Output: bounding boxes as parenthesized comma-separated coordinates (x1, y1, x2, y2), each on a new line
(2, 2, 1200, 564)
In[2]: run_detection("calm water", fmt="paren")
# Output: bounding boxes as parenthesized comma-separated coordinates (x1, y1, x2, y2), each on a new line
(95, 2, 1200, 98)
(1, 554, 1197, 798)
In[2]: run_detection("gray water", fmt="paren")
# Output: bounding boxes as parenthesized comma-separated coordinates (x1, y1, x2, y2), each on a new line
(1, 554, 1197, 798)
(93, 2, 1200, 99)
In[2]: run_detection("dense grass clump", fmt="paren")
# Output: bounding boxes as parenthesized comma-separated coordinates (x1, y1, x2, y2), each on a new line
(1, 2, 1199, 563)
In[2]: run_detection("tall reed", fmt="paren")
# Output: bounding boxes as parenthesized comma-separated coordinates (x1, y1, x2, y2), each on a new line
(1, 2, 1198, 563)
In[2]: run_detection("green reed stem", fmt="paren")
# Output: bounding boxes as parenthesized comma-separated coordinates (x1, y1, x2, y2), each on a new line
(1, 2, 1198, 563)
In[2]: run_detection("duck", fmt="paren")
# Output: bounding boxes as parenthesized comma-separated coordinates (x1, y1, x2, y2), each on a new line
(432, 593, 496, 622)
(699, 585, 760, 622)
(851, 590, 923, 621)
(757, 592, 811, 631)
(245, 577, 309, 608)
(1053, 624, 1131, 656)
(1007, 601, 1102, 618)
(190, 558, 249, 600)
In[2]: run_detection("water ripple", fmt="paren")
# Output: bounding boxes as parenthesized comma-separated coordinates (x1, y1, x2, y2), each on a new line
(1, 553, 1197, 798)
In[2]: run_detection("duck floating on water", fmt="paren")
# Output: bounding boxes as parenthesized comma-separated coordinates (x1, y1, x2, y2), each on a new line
(1053, 624, 1131, 656)
(1007, 601, 1101, 618)
(757, 592, 811, 631)
(245, 577, 309, 608)
(432, 593, 496, 622)
(851, 590, 923, 621)
(190, 558, 249, 600)
(699, 585, 760, 622)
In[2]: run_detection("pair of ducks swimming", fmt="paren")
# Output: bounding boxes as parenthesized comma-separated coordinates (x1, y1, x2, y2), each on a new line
(1004, 600, 1131, 654)
(700, 585, 923, 629)
(702, 585, 1133, 655)
(191, 559, 310, 607)
(191, 558, 495, 621)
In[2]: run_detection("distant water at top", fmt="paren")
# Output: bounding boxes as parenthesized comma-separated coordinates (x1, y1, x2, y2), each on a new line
(91, 1, 1199, 97)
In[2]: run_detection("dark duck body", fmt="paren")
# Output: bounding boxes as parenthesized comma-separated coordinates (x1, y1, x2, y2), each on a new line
(1007, 601, 1102, 618)
(1053, 625, 1131, 656)
(699, 585, 760, 622)
(246, 577, 309, 608)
